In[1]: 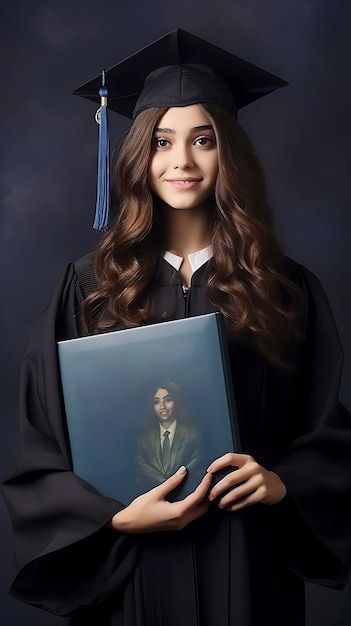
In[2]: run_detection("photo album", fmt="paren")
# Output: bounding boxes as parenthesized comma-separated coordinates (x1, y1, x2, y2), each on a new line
(58, 312, 240, 504)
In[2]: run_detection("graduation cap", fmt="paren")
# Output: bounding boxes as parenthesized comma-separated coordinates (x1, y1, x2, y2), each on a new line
(73, 28, 288, 230)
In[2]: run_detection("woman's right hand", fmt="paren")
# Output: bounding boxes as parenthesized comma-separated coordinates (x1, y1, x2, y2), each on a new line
(110, 466, 212, 533)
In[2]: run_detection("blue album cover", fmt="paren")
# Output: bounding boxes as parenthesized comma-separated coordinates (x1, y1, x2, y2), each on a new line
(58, 312, 240, 504)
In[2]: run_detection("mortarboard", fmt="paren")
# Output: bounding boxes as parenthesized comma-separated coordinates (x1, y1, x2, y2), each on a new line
(73, 29, 288, 229)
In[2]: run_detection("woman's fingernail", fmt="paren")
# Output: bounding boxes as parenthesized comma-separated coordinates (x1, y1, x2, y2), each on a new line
(177, 466, 186, 475)
(208, 492, 214, 501)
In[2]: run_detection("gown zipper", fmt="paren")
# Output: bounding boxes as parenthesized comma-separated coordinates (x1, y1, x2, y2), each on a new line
(182, 285, 190, 317)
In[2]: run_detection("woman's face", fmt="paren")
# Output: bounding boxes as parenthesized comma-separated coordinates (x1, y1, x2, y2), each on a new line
(148, 104, 218, 211)
(153, 388, 175, 423)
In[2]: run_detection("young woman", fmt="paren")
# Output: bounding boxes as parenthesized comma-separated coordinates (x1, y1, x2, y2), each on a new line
(3, 29, 351, 626)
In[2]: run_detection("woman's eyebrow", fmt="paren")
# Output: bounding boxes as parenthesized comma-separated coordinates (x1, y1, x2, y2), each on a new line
(154, 127, 174, 133)
(154, 125, 214, 133)
(191, 125, 214, 132)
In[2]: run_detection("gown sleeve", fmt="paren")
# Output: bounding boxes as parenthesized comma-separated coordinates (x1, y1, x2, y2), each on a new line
(271, 264, 351, 588)
(1, 263, 139, 616)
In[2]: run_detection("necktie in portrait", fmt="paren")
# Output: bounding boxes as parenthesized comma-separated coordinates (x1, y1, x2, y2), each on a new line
(162, 431, 171, 472)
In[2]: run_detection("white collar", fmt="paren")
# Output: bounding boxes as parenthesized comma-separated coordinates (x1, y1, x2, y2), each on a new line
(163, 245, 212, 273)
(159, 419, 177, 436)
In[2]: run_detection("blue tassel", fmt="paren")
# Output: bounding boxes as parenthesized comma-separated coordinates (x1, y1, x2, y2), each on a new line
(93, 70, 110, 231)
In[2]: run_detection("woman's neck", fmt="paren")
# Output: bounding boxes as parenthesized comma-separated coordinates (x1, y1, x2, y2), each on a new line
(157, 199, 214, 288)
(159, 200, 214, 257)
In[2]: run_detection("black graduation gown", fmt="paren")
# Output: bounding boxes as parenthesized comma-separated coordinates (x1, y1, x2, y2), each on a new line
(2, 253, 351, 626)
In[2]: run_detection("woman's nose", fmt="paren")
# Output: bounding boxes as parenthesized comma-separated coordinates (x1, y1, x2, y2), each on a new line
(173, 143, 193, 169)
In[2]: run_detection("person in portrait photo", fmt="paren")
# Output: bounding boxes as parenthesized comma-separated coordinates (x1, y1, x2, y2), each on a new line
(135, 382, 203, 493)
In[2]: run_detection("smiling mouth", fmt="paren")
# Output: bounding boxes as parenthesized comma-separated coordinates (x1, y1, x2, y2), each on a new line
(166, 178, 202, 189)
(167, 178, 201, 182)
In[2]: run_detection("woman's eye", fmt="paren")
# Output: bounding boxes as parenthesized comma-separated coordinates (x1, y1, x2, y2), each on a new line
(165, 396, 173, 403)
(153, 399, 160, 405)
(194, 136, 214, 146)
(155, 138, 170, 148)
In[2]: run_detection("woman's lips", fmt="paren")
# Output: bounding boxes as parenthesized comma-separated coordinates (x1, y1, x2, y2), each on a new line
(166, 178, 201, 189)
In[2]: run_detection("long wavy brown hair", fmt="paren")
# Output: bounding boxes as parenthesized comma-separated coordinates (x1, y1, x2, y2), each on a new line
(83, 103, 302, 368)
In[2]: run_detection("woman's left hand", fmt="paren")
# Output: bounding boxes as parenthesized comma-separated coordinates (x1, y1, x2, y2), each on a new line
(207, 453, 287, 511)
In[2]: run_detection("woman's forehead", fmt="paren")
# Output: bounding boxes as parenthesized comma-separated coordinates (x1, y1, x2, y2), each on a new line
(154, 388, 171, 397)
(155, 105, 211, 130)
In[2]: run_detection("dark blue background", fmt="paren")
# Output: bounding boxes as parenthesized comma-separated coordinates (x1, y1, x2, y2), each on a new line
(1, 1, 350, 624)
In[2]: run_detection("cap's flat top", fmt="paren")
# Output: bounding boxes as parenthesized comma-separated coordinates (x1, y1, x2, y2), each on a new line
(73, 28, 287, 118)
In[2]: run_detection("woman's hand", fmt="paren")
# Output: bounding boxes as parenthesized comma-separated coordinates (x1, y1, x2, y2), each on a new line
(110, 466, 212, 533)
(207, 453, 287, 511)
